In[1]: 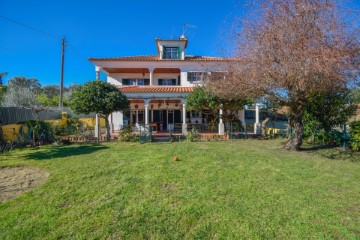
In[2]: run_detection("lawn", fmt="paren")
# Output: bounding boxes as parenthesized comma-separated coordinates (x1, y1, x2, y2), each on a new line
(0, 140, 359, 239)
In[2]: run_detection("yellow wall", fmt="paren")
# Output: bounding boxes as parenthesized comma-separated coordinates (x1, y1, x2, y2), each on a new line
(79, 118, 105, 128)
(44, 118, 105, 128)
(2, 124, 28, 142)
(1, 113, 106, 142)
(265, 128, 283, 135)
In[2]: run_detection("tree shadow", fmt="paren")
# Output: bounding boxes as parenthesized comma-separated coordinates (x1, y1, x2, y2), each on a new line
(301, 144, 338, 151)
(301, 144, 360, 162)
(24, 144, 109, 161)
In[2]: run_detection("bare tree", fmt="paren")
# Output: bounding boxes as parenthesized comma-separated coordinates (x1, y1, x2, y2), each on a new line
(209, 0, 360, 150)
(3, 87, 47, 120)
(3, 87, 54, 145)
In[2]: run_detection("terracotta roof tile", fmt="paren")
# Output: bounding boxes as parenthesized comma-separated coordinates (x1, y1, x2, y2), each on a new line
(89, 55, 237, 62)
(119, 86, 193, 93)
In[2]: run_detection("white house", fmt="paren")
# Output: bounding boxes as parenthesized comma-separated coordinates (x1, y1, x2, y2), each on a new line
(89, 36, 260, 135)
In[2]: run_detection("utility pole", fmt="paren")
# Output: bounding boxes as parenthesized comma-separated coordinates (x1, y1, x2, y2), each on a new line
(96, 68, 101, 142)
(59, 37, 66, 108)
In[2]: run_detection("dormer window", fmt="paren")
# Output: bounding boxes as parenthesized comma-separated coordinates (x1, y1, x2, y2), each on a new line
(156, 37, 187, 60)
(163, 47, 180, 59)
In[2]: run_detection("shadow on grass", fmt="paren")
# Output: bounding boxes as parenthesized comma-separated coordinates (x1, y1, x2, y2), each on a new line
(301, 144, 338, 151)
(24, 144, 109, 161)
(302, 144, 360, 161)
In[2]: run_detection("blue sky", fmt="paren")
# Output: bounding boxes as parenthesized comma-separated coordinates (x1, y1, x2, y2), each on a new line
(0, 0, 239, 87)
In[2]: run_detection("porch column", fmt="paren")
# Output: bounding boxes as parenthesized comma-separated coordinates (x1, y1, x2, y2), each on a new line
(149, 67, 154, 85)
(144, 99, 150, 125)
(182, 99, 187, 135)
(254, 103, 261, 134)
(95, 66, 100, 138)
(219, 104, 224, 135)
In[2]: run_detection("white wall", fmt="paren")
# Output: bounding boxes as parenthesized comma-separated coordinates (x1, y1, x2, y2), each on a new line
(107, 72, 181, 86)
(153, 73, 179, 85)
(97, 61, 228, 87)
(107, 73, 151, 86)
(111, 111, 123, 131)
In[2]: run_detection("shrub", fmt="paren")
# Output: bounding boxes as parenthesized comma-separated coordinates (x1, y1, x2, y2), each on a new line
(349, 121, 360, 151)
(169, 134, 182, 142)
(118, 126, 138, 142)
(186, 128, 200, 142)
(26, 120, 56, 143)
(58, 139, 72, 145)
(55, 117, 88, 136)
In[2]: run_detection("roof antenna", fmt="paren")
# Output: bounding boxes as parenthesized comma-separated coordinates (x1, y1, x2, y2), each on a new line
(181, 24, 197, 38)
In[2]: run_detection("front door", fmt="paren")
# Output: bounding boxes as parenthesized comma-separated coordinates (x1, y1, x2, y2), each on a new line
(174, 110, 181, 123)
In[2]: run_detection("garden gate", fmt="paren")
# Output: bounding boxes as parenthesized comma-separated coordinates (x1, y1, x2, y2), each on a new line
(138, 124, 152, 144)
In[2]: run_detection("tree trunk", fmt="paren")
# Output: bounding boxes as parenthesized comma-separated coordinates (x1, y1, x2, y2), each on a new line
(0, 122, 4, 146)
(32, 127, 36, 147)
(104, 115, 111, 142)
(286, 115, 303, 151)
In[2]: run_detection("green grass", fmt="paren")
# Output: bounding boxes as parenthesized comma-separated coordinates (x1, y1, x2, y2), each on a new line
(0, 140, 359, 239)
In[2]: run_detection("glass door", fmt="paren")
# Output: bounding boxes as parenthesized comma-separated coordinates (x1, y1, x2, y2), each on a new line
(168, 110, 174, 124)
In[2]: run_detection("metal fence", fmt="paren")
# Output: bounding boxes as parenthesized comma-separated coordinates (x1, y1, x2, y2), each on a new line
(0, 107, 96, 125)
(186, 123, 219, 133)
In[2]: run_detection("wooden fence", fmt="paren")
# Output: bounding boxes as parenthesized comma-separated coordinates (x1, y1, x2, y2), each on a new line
(0, 107, 95, 125)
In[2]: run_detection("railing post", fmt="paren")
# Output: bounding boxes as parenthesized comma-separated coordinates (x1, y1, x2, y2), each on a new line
(219, 104, 224, 135)
(254, 103, 261, 134)
(182, 102, 187, 135)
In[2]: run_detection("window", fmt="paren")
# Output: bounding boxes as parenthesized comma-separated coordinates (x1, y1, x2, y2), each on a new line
(188, 72, 207, 83)
(130, 110, 144, 124)
(158, 79, 177, 86)
(137, 79, 145, 86)
(210, 72, 226, 81)
(122, 79, 150, 86)
(163, 47, 180, 59)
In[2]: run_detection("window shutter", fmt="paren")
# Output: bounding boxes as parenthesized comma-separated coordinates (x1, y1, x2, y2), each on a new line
(158, 79, 163, 85)
(144, 79, 150, 85)
(177, 76, 180, 85)
(172, 79, 176, 86)
(177, 46, 181, 59)
(162, 47, 166, 59)
(122, 79, 129, 85)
